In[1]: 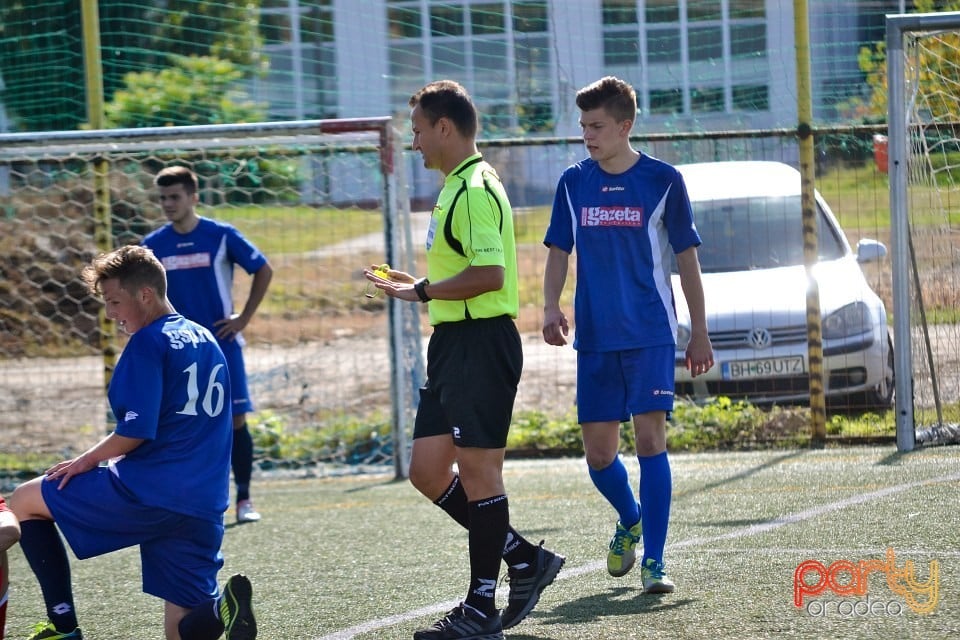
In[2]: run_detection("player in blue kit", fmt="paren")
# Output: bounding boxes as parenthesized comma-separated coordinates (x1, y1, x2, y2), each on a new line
(9, 245, 256, 640)
(143, 165, 273, 524)
(541, 77, 714, 594)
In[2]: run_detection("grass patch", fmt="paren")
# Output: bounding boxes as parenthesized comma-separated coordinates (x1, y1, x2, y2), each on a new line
(514, 205, 551, 244)
(0, 451, 63, 478)
(10, 447, 960, 638)
(207, 204, 384, 255)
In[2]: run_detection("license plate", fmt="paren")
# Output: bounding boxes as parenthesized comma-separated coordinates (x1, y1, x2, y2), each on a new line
(721, 356, 805, 380)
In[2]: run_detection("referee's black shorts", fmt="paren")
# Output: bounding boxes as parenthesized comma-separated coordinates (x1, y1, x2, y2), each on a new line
(414, 314, 522, 449)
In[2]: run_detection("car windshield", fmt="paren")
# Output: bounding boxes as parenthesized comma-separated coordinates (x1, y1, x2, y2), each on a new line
(689, 195, 846, 273)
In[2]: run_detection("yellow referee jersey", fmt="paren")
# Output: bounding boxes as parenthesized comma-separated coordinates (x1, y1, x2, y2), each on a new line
(424, 153, 519, 325)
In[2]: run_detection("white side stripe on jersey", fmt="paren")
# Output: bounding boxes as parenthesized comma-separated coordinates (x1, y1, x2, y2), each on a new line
(564, 182, 577, 247)
(648, 184, 679, 341)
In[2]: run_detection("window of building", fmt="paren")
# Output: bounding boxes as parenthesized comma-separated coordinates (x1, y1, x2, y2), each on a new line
(387, 0, 553, 135)
(257, 0, 337, 120)
(602, 0, 640, 66)
(689, 26, 723, 62)
(731, 23, 766, 57)
(688, 0, 722, 22)
(388, 5, 422, 38)
(513, 1, 548, 32)
(645, 0, 679, 24)
(691, 86, 725, 112)
(605, 35, 640, 66)
(649, 88, 683, 115)
(601, 0, 769, 118)
(431, 4, 465, 36)
(602, 0, 638, 26)
(647, 27, 681, 64)
(733, 84, 768, 111)
(471, 4, 506, 34)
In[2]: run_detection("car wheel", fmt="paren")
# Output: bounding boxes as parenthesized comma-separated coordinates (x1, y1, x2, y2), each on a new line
(861, 331, 895, 411)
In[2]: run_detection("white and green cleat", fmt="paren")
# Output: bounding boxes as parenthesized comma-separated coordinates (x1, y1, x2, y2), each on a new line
(606, 519, 642, 577)
(641, 558, 676, 594)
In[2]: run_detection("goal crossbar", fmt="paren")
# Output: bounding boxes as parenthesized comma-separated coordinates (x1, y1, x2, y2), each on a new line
(0, 117, 394, 160)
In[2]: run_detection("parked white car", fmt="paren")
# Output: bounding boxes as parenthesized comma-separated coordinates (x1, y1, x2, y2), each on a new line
(672, 161, 894, 410)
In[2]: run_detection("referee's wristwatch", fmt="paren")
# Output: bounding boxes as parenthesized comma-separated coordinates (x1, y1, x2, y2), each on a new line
(414, 278, 431, 303)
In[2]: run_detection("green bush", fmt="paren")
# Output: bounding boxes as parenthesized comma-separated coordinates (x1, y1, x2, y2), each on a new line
(246, 398, 896, 468)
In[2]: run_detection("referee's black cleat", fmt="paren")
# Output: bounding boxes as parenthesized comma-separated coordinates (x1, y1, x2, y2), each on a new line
(414, 604, 503, 640)
(501, 541, 565, 629)
(220, 573, 258, 640)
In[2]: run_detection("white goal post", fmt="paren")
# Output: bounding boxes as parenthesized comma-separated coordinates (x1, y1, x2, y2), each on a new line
(887, 11, 960, 451)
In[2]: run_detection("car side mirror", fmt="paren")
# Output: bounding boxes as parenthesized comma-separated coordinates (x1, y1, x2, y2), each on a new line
(856, 239, 888, 264)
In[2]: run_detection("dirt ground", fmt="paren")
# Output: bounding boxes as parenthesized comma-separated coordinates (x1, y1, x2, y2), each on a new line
(0, 329, 579, 457)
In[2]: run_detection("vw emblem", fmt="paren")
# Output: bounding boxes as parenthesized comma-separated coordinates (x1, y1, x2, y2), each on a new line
(747, 327, 772, 350)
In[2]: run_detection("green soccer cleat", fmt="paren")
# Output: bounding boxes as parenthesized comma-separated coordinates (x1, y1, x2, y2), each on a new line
(606, 519, 642, 577)
(26, 622, 83, 640)
(220, 574, 258, 640)
(641, 558, 676, 594)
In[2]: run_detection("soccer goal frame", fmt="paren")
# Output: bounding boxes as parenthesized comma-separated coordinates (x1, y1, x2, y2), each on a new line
(0, 117, 424, 478)
(887, 11, 960, 452)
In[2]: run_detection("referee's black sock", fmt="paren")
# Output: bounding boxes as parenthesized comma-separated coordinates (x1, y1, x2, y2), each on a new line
(232, 423, 254, 503)
(19, 519, 79, 633)
(433, 475, 471, 527)
(465, 495, 509, 618)
(435, 475, 537, 567)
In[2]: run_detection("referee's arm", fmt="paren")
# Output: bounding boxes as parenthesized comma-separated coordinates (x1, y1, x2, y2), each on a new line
(422, 265, 504, 301)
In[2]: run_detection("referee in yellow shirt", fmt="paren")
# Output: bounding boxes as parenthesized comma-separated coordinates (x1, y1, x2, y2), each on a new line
(365, 80, 563, 640)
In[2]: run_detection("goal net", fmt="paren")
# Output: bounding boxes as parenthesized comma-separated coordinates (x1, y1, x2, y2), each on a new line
(0, 117, 424, 477)
(887, 12, 960, 450)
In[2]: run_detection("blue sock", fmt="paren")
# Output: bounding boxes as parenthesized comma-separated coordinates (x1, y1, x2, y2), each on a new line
(19, 520, 78, 632)
(178, 600, 224, 640)
(637, 451, 672, 565)
(588, 457, 640, 528)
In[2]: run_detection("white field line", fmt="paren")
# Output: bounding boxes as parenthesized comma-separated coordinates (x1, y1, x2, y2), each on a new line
(315, 470, 960, 640)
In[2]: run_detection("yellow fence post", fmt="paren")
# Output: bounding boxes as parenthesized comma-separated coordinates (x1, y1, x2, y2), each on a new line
(793, 0, 827, 443)
(81, 0, 117, 428)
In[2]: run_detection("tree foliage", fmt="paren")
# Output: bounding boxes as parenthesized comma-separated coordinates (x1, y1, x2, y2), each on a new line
(0, 0, 263, 132)
(851, 0, 960, 123)
(104, 55, 265, 128)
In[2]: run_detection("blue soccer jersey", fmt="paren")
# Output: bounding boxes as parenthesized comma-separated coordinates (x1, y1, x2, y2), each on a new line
(143, 218, 268, 334)
(107, 314, 232, 523)
(544, 154, 702, 352)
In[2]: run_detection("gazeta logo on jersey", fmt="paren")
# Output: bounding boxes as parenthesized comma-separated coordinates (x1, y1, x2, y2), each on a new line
(580, 205, 644, 227)
(794, 548, 939, 617)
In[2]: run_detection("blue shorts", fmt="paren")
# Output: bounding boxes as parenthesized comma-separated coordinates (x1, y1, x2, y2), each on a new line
(220, 337, 254, 416)
(41, 467, 224, 608)
(576, 345, 676, 424)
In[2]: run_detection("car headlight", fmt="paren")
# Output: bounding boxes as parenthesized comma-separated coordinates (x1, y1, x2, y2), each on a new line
(676, 325, 691, 350)
(822, 301, 872, 339)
